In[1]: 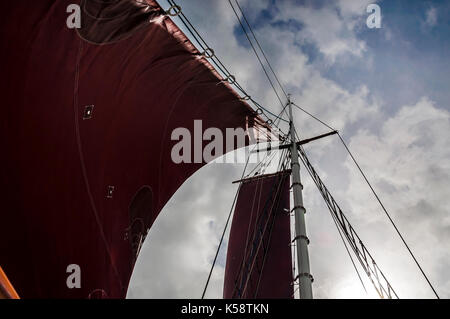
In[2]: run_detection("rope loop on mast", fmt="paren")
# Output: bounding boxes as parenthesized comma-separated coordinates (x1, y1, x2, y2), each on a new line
(292, 235, 310, 245)
(240, 95, 251, 101)
(294, 273, 315, 283)
(166, 4, 182, 17)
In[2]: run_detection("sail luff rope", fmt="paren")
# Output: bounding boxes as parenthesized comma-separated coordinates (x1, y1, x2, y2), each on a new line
(166, 0, 289, 128)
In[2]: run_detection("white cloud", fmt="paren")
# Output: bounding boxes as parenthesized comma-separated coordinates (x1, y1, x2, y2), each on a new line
(128, 0, 449, 299)
(128, 163, 241, 298)
(342, 97, 450, 297)
(274, 1, 369, 62)
(425, 7, 438, 27)
(337, 0, 376, 18)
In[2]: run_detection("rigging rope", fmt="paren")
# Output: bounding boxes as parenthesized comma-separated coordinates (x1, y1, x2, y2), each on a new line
(200, 183, 239, 299)
(291, 127, 369, 296)
(253, 178, 285, 298)
(292, 103, 336, 131)
(295, 138, 398, 298)
(237, 172, 287, 298)
(228, 0, 286, 110)
(200, 150, 252, 299)
(201, 140, 289, 298)
(337, 133, 440, 299)
(244, 146, 277, 178)
(233, 0, 290, 102)
(329, 201, 368, 295)
(231, 151, 290, 298)
(291, 103, 440, 299)
(165, 0, 439, 299)
(201, 141, 275, 298)
(166, 0, 289, 127)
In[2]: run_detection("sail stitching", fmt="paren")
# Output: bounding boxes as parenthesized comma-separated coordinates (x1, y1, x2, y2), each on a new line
(73, 39, 124, 292)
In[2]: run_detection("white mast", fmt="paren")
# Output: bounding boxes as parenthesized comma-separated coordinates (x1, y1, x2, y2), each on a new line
(288, 97, 313, 299)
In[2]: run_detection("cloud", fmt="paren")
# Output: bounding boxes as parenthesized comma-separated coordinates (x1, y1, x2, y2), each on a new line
(128, 162, 242, 298)
(128, 0, 449, 299)
(337, 0, 375, 18)
(341, 97, 450, 297)
(273, 1, 371, 62)
(425, 7, 438, 27)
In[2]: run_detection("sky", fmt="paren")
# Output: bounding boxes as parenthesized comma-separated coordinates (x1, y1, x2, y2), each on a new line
(127, 0, 450, 299)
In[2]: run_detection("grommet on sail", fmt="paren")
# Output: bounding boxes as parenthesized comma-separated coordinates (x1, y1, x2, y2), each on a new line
(1, 0, 437, 301)
(0, 0, 267, 298)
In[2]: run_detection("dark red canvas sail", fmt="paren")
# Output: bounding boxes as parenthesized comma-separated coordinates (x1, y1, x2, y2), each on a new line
(224, 171, 293, 299)
(0, 0, 267, 298)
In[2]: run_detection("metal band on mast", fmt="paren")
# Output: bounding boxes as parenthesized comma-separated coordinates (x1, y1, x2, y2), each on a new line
(289, 96, 313, 299)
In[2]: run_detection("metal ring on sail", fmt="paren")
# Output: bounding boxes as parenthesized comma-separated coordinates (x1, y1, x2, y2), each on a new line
(240, 95, 251, 101)
(1, 0, 273, 300)
(166, 4, 181, 17)
(201, 48, 215, 59)
(225, 75, 236, 85)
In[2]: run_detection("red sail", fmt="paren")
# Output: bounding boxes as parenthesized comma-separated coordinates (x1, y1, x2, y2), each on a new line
(0, 0, 266, 298)
(224, 171, 293, 299)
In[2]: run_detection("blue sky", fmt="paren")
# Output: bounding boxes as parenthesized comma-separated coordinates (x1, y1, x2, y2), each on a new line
(129, 0, 450, 299)
(233, 0, 450, 115)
